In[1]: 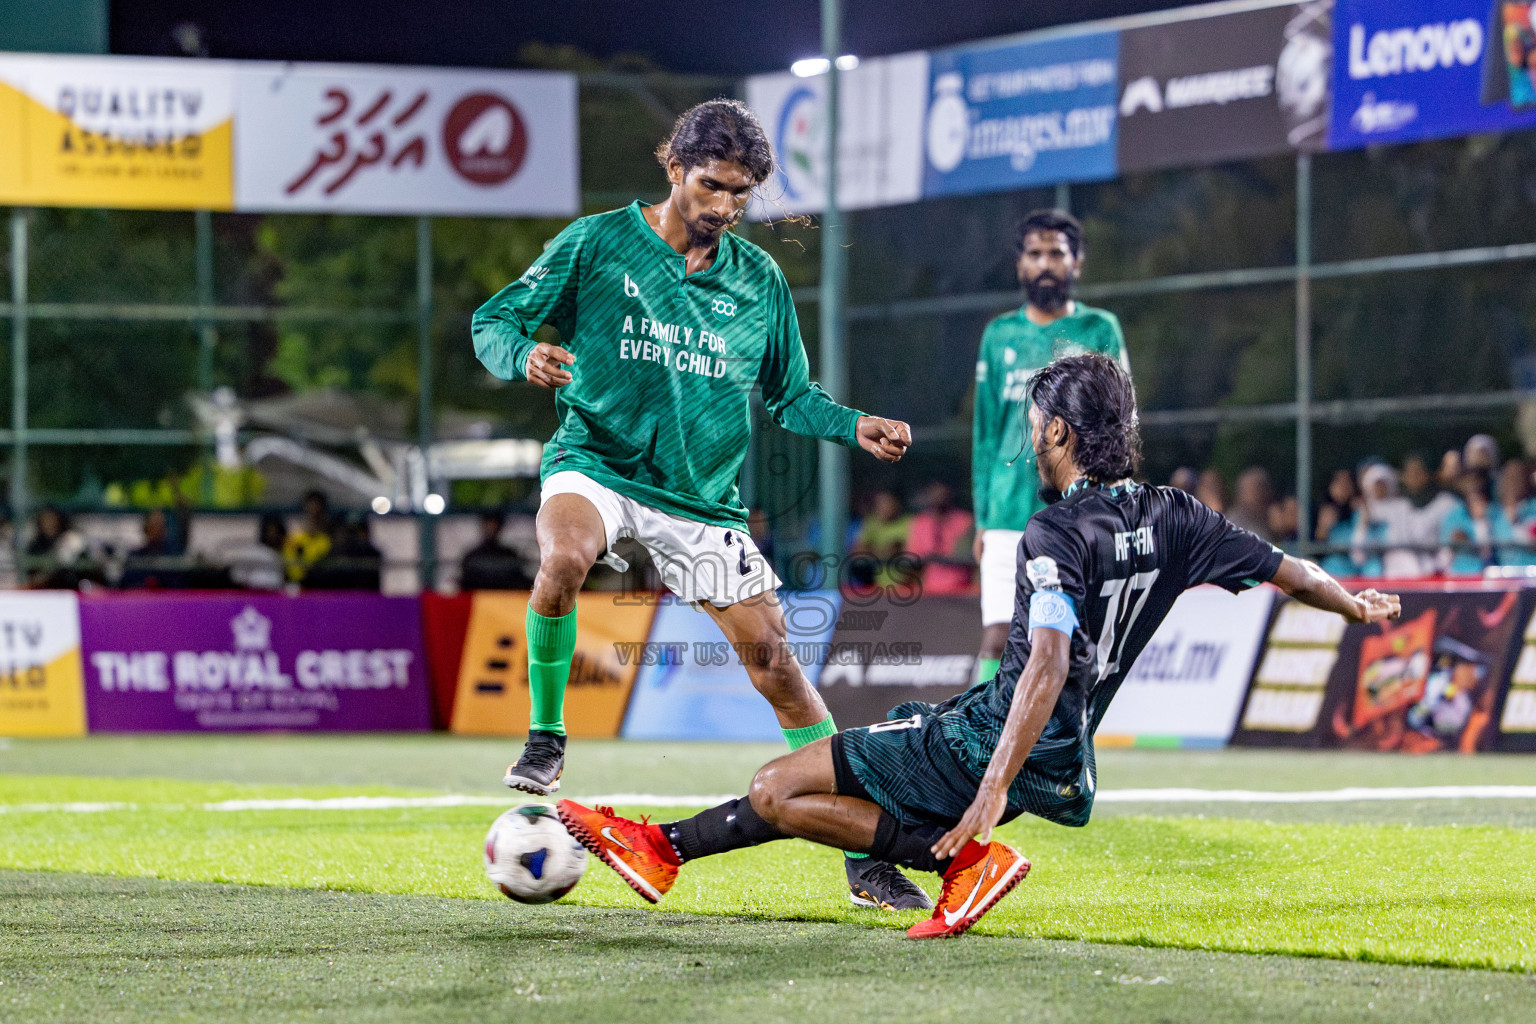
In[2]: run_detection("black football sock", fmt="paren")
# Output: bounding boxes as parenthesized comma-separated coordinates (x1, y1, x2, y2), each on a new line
(661, 796, 787, 862)
(867, 812, 950, 874)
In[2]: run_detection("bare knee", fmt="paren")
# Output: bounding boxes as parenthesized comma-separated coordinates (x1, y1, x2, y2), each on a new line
(535, 545, 598, 592)
(748, 764, 789, 827)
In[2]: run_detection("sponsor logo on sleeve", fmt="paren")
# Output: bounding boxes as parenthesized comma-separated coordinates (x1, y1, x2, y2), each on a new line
(1026, 556, 1061, 591)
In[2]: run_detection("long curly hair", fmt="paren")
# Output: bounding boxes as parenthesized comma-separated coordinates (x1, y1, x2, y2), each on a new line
(1027, 353, 1141, 481)
(654, 99, 774, 184)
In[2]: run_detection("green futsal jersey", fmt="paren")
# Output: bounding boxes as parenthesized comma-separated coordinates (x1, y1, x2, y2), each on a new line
(971, 303, 1128, 533)
(473, 202, 866, 529)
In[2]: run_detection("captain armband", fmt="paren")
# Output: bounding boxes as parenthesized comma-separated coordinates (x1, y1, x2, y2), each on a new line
(1028, 590, 1078, 636)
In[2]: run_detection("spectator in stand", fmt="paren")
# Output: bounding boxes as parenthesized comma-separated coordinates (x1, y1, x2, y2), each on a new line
(119, 509, 178, 589)
(227, 513, 287, 591)
(1496, 459, 1536, 567)
(460, 511, 535, 591)
(25, 505, 88, 588)
(1400, 453, 1460, 569)
(851, 489, 910, 589)
(1169, 467, 1199, 494)
(1437, 448, 1463, 494)
(307, 511, 382, 591)
(1268, 495, 1299, 545)
(1315, 469, 1361, 578)
(1354, 462, 1420, 579)
(283, 489, 333, 583)
(905, 481, 975, 596)
(1227, 467, 1277, 541)
(1441, 468, 1498, 577)
(1464, 434, 1500, 476)
(1195, 468, 1227, 514)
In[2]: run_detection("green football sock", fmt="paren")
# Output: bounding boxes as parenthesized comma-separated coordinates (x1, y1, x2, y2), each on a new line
(977, 657, 1001, 687)
(525, 605, 577, 736)
(781, 714, 837, 751)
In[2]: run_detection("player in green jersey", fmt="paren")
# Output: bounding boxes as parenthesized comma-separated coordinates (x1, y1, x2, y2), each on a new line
(471, 100, 928, 910)
(971, 210, 1130, 686)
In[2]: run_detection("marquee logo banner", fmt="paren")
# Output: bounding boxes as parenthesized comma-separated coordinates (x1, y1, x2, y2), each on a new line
(1117, 2, 1332, 174)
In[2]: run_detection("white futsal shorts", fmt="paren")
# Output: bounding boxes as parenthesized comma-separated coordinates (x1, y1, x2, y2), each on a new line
(980, 528, 1025, 627)
(541, 470, 780, 608)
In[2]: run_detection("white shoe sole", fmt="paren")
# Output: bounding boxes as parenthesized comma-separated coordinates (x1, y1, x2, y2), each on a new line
(503, 772, 560, 795)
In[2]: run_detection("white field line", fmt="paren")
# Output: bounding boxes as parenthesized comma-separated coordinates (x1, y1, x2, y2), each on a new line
(2, 786, 1536, 815)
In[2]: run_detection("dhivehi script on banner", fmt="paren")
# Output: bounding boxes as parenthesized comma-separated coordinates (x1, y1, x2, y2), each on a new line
(0, 51, 578, 215)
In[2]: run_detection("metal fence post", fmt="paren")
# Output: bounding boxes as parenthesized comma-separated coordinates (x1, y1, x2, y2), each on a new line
(417, 215, 436, 592)
(1295, 153, 1313, 553)
(195, 209, 217, 504)
(818, 0, 849, 562)
(10, 209, 28, 582)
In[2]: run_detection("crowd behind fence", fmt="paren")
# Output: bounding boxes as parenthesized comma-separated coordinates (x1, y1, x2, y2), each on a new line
(19, 426, 1536, 597)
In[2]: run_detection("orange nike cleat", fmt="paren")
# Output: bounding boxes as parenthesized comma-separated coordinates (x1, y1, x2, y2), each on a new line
(557, 800, 680, 904)
(905, 840, 1030, 939)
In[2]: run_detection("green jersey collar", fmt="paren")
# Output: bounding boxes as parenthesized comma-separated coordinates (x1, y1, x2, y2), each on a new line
(627, 200, 734, 280)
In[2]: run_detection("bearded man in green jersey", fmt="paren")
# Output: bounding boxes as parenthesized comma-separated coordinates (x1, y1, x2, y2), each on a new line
(471, 100, 928, 910)
(971, 210, 1130, 686)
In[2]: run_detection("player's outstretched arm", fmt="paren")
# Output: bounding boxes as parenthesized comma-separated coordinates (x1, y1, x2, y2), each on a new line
(855, 416, 913, 463)
(1268, 554, 1400, 624)
(931, 628, 1071, 859)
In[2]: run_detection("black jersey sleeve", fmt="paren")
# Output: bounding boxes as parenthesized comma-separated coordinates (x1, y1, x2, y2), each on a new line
(1180, 493, 1285, 593)
(1019, 514, 1090, 616)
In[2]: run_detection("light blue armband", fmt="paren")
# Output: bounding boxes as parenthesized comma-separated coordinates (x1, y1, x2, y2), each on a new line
(1029, 590, 1078, 635)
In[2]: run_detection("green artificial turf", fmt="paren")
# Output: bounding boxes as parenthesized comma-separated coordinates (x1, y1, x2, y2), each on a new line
(1, 773, 1532, 971)
(4, 870, 1534, 1024)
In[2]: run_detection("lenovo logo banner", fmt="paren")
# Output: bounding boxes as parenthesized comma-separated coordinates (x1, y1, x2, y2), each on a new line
(1117, 2, 1332, 174)
(1329, 0, 1536, 150)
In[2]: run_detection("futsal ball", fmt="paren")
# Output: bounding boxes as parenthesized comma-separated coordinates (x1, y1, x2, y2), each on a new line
(483, 803, 588, 904)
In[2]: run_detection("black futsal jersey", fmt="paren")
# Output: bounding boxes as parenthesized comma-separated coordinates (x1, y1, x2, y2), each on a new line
(840, 479, 1283, 830)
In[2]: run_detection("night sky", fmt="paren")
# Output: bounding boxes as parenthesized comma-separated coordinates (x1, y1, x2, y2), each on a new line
(111, 0, 1201, 75)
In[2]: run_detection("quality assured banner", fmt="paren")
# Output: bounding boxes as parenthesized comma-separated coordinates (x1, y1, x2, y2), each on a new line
(234, 62, 577, 216)
(1329, 0, 1536, 149)
(0, 591, 87, 737)
(744, 52, 928, 218)
(622, 591, 843, 741)
(1117, 2, 1333, 173)
(80, 593, 431, 732)
(0, 52, 234, 210)
(1233, 588, 1531, 752)
(921, 30, 1120, 198)
(1096, 585, 1275, 747)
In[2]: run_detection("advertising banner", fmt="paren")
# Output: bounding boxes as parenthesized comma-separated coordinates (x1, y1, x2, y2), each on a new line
(1496, 597, 1536, 749)
(921, 30, 1120, 198)
(0, 592, 87, 738)
(1117, 2, 1332, 173)
(744, 52, 928, 218)
(450, 592, 656, 738)
(1233, 589, 1530, 752)
(1096, 585, 1275, 747)
(1329, 0, 1536, 149)
(80, 593, 430, 732)
(622, 591, 843, 741)
(234, 63, 577, 216)
(0, 52, 578, 215)
(0, 52, 234, 210)
(819, 594, 981, 729)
